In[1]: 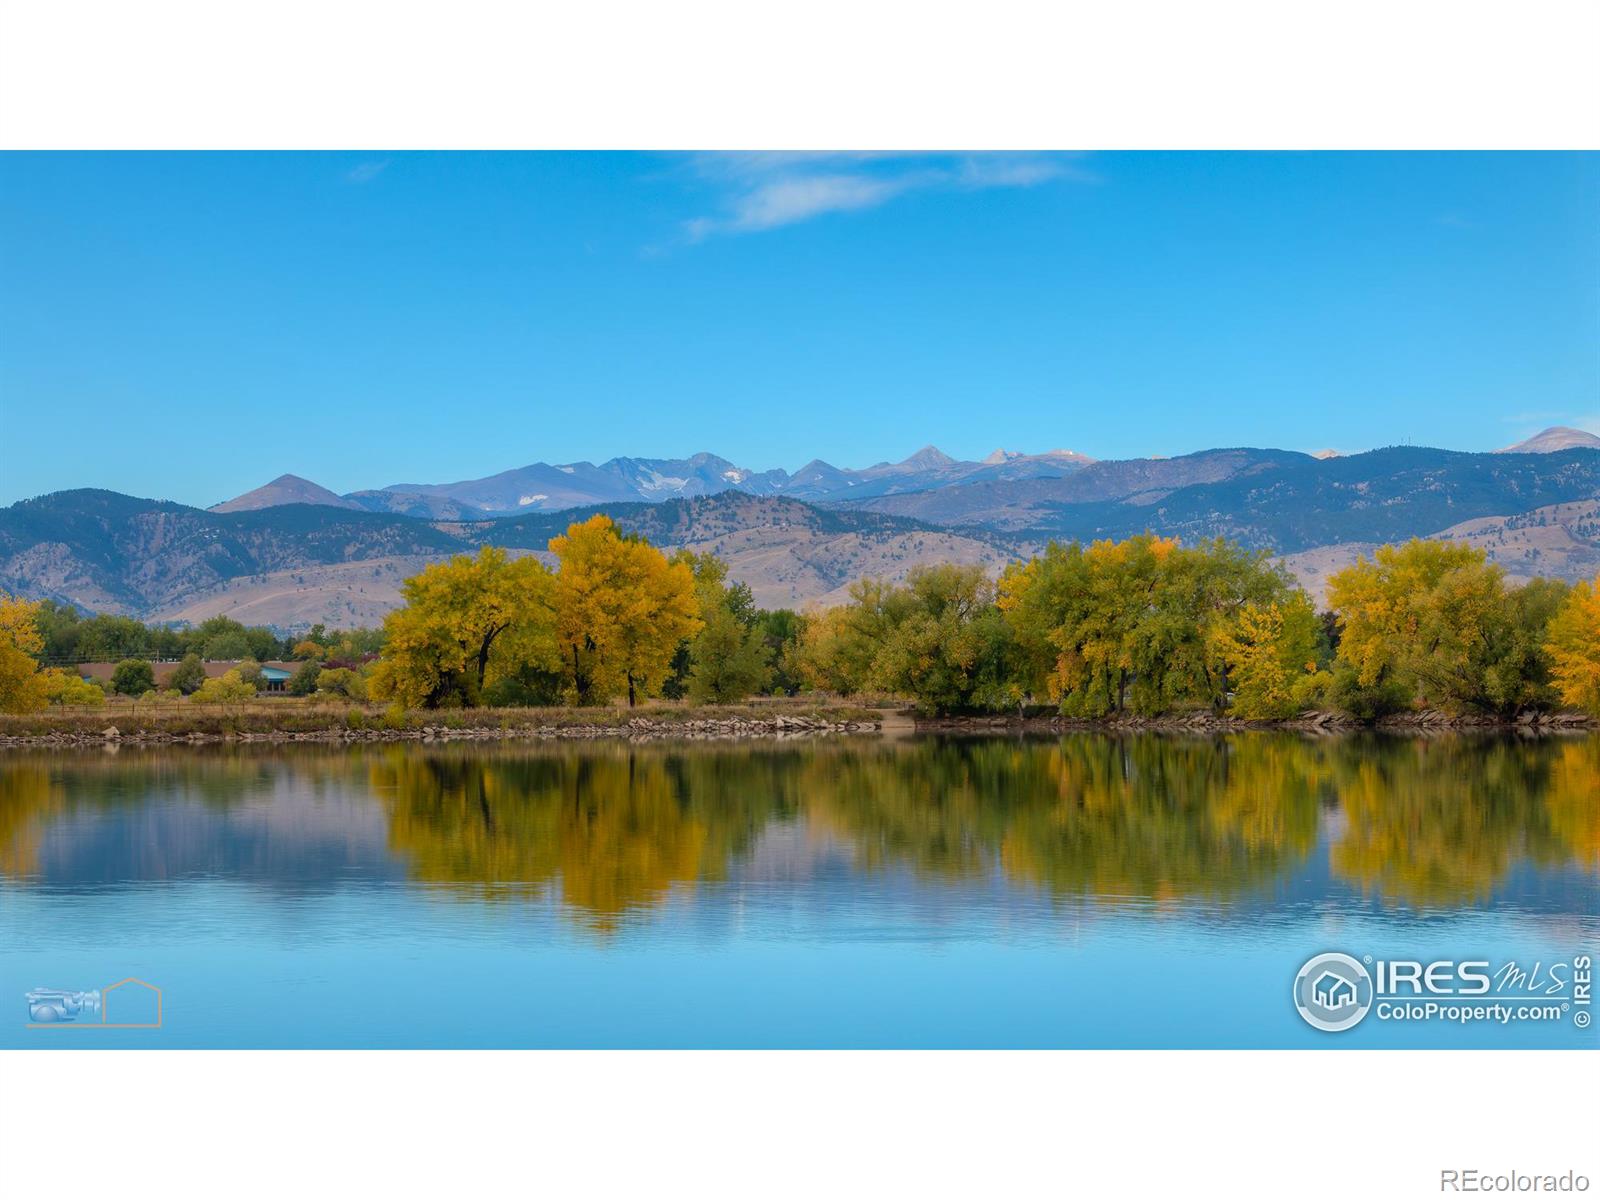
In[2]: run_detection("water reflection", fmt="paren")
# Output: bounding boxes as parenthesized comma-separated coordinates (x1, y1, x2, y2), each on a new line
(2, 734, 1595, 930)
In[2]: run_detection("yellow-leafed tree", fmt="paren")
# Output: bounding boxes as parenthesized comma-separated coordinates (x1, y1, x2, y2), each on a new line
(549, 515, 701, 706)
(0, 592, 49, 714)
(1546, 573, 1600, 716)
(1207, 593, 1320, 719)
(370, 546, 558, 709)
(1325, 539, 1510, 715)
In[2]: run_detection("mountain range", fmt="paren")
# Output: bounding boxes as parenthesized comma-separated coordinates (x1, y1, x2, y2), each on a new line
(219, 445, 1100, 519)
(3, 428, 1597, 629)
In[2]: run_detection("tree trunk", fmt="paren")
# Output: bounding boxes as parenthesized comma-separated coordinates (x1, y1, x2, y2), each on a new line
(627, 672, 637, 708)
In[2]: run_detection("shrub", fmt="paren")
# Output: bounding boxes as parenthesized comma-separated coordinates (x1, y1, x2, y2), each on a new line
(190, 669, 255, 704)
(40, 668, 106, 707)
(315, 667, 366, 701)
(169, 653, 206, 695)
(482, 670, 563, 708)
(111, 658, 156, 696)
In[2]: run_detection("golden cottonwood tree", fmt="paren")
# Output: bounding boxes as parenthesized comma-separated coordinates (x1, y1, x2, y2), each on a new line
(1545, 573, 1600, 715)
(371, 547, 557, 709)
(998, 534, 1297, 717)
(1326, 539, 1562, 716)
(549, 515, 701, 706)
(1206, 594, 1320, 719)
(0, 592, 49, 714)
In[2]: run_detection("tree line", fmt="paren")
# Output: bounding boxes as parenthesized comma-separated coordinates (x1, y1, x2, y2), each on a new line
(367, 514, 806, 710)
(3, 517, 1598, 718)
(0, 602, 388, 710)
(807, 535, 1600, 720)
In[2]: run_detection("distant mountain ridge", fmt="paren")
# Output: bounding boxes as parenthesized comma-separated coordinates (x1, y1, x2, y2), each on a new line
(208, 426, 1594, 519)
(1495, 426, 1600, 454)
(213, 445, 1099, 516)
(211, 473, 363, 513)
(2, 489, 1017, 621)
(8, 429, 1596, 629)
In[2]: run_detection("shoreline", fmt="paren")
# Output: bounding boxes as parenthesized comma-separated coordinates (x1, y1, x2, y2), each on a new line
(0, 703, 1593, 749)
(0, 704, 892, 750)
(913, 709, 1597, 735)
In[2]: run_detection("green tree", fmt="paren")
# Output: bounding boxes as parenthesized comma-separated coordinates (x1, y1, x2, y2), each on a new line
(688, 603, 773, 703)
(754, 609, 807, 695)
(866, 564, 1018, 714)
(168, 653, 207, 695)
(110, 658, 156, 696)
(315, 667, 366, 700)
(201, 630, 252, 660)
(794, 579, 899, 696)
(672, 550, 772, 704)
(288, 659, 322, 696)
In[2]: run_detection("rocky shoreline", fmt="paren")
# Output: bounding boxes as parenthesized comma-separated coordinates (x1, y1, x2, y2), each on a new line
(0, 712, 886, 750)
(3, 706, 1593, 751)
(912, 709, 1597, 734)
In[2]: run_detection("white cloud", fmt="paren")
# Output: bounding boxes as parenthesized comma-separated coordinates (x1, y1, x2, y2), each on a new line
(680, 152, 1093, 242)
(345, 160, 388, 184)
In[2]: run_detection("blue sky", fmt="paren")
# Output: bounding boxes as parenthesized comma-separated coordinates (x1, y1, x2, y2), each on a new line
(1, 151, 1596, 508)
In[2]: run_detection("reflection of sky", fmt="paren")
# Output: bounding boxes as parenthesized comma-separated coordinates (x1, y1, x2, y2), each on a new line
(2, 745, 1596, 1049)
(23, 778, 404, 893)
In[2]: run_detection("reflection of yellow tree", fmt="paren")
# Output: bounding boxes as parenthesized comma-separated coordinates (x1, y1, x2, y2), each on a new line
(0, 762, 62, 877)
(802, 735, 1324, 903)
(802, 741, 1007, 880)
(1328, 737, 1581, 906)
(4, 735, 1595, 924)
(1543, 739, 1600, 871)
(999, 735, 1322, 902)
(374, 745, 802, 932)
(557, 756, 707, 928)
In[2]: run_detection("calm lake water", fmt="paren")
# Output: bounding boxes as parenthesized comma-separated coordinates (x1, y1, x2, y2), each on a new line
(2, 733, 1596, 1048)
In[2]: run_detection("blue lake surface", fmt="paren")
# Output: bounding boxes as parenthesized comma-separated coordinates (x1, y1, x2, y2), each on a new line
(2, 733, 1596, 1048)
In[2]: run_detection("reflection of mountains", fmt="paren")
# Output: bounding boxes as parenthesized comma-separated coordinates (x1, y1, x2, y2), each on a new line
(0, 753, 402, 891)
(1, 736, 1595, 927)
